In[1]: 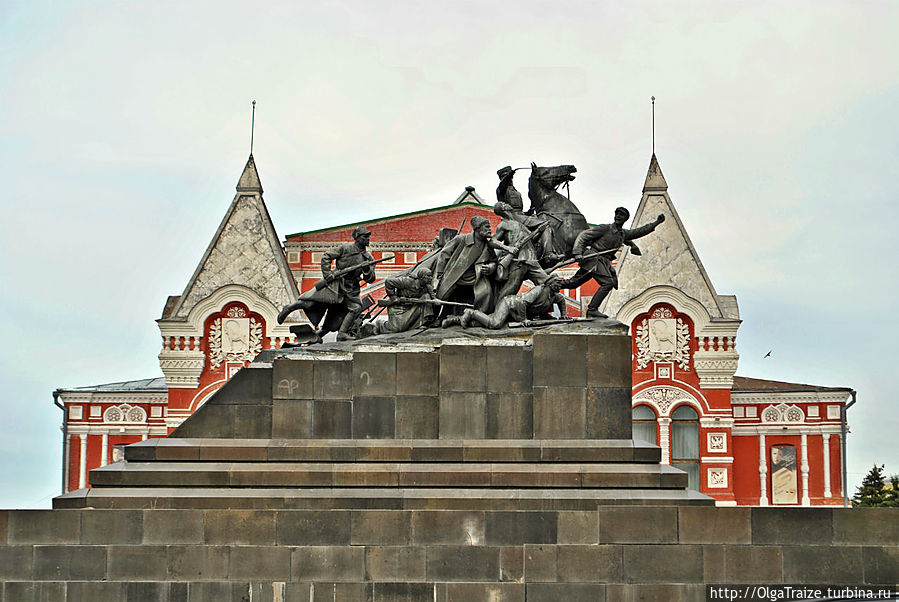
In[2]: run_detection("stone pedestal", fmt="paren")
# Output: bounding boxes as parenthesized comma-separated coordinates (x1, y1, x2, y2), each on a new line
(26, 321, 899, 599)
(174, 321, 634, 441)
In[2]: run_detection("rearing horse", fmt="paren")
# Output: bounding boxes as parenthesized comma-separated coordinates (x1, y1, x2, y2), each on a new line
(527, 163, 589, 265)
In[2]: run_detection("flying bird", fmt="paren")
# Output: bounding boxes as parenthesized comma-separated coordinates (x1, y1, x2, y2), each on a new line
(764, 351, 772, 358)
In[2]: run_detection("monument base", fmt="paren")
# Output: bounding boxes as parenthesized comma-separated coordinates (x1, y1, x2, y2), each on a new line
(13, 323, 892, 599)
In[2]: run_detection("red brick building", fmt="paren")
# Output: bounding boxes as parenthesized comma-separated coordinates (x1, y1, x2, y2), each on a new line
(54, 153, 854, 505)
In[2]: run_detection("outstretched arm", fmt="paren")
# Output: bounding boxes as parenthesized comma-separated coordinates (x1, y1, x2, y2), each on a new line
(624, 215, 665, 241)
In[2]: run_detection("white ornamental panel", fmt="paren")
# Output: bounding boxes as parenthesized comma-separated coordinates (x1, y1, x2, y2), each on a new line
(208, 308, 263, 369)
(632, 386, 697, 417)
(635, 308, 691, 370)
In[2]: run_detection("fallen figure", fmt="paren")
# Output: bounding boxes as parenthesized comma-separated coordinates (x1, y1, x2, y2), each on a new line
(442, 274, 569, 330)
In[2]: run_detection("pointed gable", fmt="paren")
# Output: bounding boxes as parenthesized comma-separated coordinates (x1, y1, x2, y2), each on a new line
(236, 154, 263, 193)
(453, 186, 487, 205)
(643, 153, 668, 192)
(169, 156, 298, 319)
(603, 154, 736, 320)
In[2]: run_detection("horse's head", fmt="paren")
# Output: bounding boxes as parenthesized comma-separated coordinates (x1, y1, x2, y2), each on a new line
(530, 163, 577, 190)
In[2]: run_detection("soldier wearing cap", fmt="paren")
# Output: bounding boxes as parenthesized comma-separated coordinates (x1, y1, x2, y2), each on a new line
(496, 165, 559, 266)
(496, 166, 525, 212)
(277, 225, 377, 341)
(559, 207, 665, 318)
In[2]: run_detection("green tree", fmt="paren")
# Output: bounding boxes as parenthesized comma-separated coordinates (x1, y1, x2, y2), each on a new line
(852, 464, 899, 507)
(886, 474, 899, 508)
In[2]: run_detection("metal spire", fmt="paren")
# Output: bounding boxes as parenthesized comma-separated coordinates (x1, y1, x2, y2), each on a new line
(651, 96, 655, 155)
(250, 100, 256, 155)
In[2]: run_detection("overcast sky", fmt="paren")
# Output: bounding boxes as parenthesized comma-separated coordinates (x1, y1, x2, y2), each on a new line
(1, 1, 896, 508)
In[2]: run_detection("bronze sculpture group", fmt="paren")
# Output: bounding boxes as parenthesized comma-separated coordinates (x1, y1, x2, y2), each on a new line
(278, 164, 665, 342)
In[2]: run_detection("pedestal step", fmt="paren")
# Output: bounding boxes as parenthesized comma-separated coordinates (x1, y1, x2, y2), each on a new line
(90, 461, 687, 489)
(55, 486, 713, 509)
(125, 438, 662, 464)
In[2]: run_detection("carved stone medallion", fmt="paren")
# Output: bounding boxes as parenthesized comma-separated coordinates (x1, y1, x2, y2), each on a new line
(635, 312, 691, 370)
(209, 316, 263, 369)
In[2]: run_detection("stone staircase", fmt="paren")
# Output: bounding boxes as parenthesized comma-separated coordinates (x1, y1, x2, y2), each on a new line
(56, 438, 711, 509)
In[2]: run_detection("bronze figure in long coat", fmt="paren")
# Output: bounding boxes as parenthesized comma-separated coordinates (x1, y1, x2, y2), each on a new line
(433, 216, 498, 313)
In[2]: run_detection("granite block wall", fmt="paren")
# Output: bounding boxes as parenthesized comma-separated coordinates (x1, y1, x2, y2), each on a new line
(174, 332, 634, 441)
(1, 507, 896, 601)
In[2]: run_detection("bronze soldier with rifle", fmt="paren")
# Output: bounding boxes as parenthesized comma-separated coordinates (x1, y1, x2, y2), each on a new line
(277, 225, 392, 342)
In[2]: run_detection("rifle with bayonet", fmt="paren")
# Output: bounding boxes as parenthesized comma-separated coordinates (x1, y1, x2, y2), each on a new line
(508, 317, 593, 328)
(545, 247, 622, 274)
(314, 255, 395, 291)
(377, 297, 474, 309)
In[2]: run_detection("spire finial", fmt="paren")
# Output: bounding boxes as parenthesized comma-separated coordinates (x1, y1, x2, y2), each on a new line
(651, 96, 656, 156)
(250, 100, 256, 155)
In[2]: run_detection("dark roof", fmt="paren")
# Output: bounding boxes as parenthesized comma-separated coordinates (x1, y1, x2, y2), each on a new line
(57, 377, 167, 394)
(284, 200, 489, 238)
(732, 376, 851, 393)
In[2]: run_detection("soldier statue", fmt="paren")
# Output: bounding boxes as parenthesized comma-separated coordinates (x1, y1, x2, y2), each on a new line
(370, 268, 438, 334)
(492, 201, 550, 300)
(433, 215, 510, 314)
(496, 166, 556, 265)
(277, 225, 386, 342)
(444, 274, 568, 330)
(559, 207, 665, 318)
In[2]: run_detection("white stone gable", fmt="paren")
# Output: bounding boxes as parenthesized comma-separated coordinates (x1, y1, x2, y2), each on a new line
(603, 158, 730, 320)
(171, 193, 299, 319)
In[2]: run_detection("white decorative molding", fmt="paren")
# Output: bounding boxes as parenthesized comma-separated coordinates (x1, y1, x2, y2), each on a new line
(731, 390, 851, 405)
(58, 391, 168, 404)
(286, 241, 431, 253)
(658, 418, 671, 464)
(64, 434, 71, 493)
(708, 468, 728, 488)
(632, 386, 698, 417)
(699, 417, 735, 428)
(158, 349, 205, 389)
(761, 403, 805, 424)
(159, 284, 293, 339)
(801, 433, 810, 506)
(103, 404, 147, 424)
(693, 350, 740, 389)
(759, 433, 768, 506)
(635, 313, 691, 370)
(616, 285, 740, 340)
(79, 434, 87, 489)
(707, 433, 727, 452)
(732, 425, 843, 436)
(822, 433, 832, 498)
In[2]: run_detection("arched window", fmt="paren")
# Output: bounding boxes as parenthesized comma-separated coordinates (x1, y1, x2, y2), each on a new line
(632, 405, 658, 445)
(671, 405, 700, 490)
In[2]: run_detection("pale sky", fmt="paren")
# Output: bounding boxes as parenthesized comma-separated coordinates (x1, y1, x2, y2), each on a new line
(1, 1, 896, 508)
